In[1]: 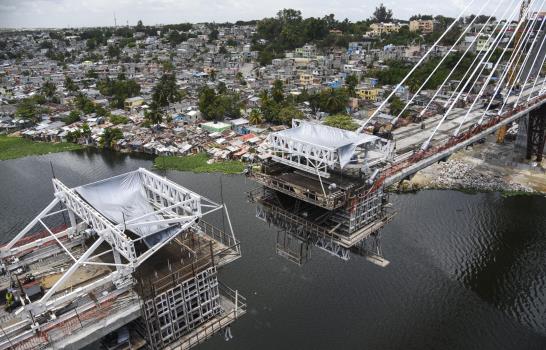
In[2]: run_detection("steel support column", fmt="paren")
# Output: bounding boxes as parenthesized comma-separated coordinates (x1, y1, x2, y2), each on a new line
(526, 105, 546, 161)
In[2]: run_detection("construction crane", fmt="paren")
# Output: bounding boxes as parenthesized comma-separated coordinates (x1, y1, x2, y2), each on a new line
(497, 0, 532, 143)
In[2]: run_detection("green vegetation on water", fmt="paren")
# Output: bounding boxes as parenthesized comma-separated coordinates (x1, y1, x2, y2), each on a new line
(501, 190, 538, 198)
(154, 153, 245, 174)
(0, 135, 83, 160)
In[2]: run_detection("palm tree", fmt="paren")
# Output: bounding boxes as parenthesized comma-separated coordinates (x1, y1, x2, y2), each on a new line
(145, 103, 163, 126)
(41, 81, 56, 101)
(408, 78, 421, 94)
(248, 109, 263, 125)
(322, 88, 347, 114)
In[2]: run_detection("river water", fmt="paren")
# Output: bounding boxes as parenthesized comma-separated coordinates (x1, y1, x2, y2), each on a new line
(0, 149, 545, 349)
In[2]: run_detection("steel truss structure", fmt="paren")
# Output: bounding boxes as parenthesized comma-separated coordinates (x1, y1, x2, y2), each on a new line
(0, 168, 243, 349)
(267, 120, 393, 179)
(251, 187, 393, 266)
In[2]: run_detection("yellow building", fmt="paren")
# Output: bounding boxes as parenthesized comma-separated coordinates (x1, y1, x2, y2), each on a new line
(368, 22, 402, 37)
(356, 86, 381, 101)
(299, 73, 314, 86)
(409, 20, 436, 34)
(124, 96, 145, 111)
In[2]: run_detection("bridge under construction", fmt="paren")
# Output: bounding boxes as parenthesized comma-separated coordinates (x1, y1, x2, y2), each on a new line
(248, 0, 546, 266)
(0, 168, 245, 350)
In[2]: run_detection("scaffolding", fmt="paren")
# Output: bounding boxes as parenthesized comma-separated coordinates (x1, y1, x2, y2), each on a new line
(0, 168, 244, 350)
(249, 120, 395, 266)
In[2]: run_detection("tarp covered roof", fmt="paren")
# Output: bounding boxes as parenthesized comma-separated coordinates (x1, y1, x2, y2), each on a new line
(270, 121, 380, 167)
(75, 171, 182, 248)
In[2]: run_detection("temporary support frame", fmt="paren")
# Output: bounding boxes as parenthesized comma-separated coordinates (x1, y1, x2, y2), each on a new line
(0, 168, 240, 324)
(266, 120, 393, 179)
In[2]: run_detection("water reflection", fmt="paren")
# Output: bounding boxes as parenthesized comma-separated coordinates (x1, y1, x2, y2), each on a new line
(1, 151, 545, 349)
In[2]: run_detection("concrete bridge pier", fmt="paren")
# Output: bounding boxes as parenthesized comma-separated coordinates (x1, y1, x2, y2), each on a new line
(526, 104, 546, 162)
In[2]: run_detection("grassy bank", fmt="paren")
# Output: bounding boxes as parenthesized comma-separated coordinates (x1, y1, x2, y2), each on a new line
(154, 153, 245, 174)
(0, 135, 83, 161)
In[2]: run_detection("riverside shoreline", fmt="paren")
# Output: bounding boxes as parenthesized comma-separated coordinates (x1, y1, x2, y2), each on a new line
(394, 135, 546, 196)
(0, 135, 83, 160)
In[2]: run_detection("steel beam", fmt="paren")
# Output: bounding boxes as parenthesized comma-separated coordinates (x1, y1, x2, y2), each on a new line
(526, 104, 546, 161)
(52, 178, 137, 262)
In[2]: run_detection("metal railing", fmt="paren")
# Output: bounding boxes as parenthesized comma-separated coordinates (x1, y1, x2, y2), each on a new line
(171, 283, 247, 350)
(255, 192, 394, 248)
(251, 171, 347, 210)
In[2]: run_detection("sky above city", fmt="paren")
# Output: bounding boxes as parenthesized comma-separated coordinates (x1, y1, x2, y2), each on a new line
(0, 0, 501, 29)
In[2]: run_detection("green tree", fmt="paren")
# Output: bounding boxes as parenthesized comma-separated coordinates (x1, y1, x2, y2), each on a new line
(208, 28, 219, 42)
(86, 69, 98, 79)
(248, 108, 263, 125)
(162, 60, 174, 72)
(75, 93, 97, 114)
(81, 123, 91, 138)
(97, 76, 141, 109)
(258, 49, 274, 66)
(198, 85, 241, 121)
(41, 81, 57, 101)
(198, 86, 217, 119)
(63, 110, 81, 124)
(64, 76, 78, 93)
(144, 103, 163, 125)
(388, 96, 405, 116)
(107, 45, 121, 59)
(345, 74, 359, 97)
(16, 98, 40, 123)
(110, 114, 128, 125)
(66, 129, 81, 143)
(319, 88, 348, 114)
(259, 91, 280, 122)
(86, 38, 97, 51)
(371, 3, 393, 23)
(217, 82, 227, 94)
(99, 127, 123, 148)
(152, 74, 181, 107)
(271, 80, 284, 104)
(277, 105, 303, 124)
(323, 114, 359, 131)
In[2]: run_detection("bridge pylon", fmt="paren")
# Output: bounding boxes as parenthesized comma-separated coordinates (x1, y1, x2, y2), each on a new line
(526, 104, 546, 162)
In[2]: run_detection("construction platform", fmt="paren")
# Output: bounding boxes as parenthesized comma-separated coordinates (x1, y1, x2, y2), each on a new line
(247, 120, 395, 266)
(0, 168, 245, 350)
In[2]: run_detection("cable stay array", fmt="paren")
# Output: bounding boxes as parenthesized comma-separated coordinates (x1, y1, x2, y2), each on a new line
(358, 0, 545, 155)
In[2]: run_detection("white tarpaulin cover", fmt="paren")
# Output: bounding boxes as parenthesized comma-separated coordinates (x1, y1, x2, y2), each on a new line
(272, 121, 378, 167)
(75, 171, 182, 247)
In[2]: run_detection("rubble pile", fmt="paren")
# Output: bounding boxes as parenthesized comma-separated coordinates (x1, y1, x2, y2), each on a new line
(426, 159, 533, 192)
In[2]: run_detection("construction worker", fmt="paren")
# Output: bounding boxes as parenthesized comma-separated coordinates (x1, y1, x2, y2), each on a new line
(5, 290, 14, 312)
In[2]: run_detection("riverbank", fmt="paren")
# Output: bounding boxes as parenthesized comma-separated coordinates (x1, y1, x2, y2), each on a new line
(397, 135, 546, 195)
(0, 135, 83, 161)
(154, 153, 245, 174)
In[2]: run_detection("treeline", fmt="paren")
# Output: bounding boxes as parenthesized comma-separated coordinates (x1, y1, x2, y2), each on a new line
(259, 80, 352, 124)
(253, 9, 373, 65)
(198, 83, 242, 121)
(366, 52, 478, 93)
(97, 73, 141, 109)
